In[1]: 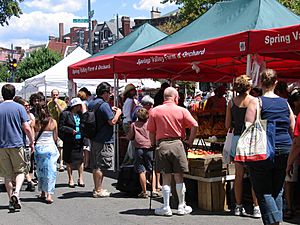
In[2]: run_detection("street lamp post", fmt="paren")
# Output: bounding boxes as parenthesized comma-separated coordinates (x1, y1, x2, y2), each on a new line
(88, 0, 93, 54)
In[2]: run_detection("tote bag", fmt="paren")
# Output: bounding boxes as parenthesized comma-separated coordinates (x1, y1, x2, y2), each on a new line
(223, 130, 233, 164)
(234, 98, 275, 162)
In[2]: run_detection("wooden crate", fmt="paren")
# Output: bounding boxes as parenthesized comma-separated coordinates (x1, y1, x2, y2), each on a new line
(198, 180, 227, 211)
(189, 155, 223, 177)
(191, 168, 226, 178)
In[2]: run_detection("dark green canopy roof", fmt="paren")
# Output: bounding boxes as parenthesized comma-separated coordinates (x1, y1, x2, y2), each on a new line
(148, 0, 300, 48)
(92, 23, 167, 57)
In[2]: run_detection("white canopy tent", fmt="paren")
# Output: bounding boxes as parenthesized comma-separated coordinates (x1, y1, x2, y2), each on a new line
(23, 47, 91, 99)
(22, 47, 158, 99)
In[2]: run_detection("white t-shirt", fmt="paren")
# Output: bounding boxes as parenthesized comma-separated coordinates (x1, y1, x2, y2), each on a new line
(122, 98, 138, 124)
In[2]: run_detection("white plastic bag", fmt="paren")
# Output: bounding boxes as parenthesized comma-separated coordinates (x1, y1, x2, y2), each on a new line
(223, 131, 233, 164)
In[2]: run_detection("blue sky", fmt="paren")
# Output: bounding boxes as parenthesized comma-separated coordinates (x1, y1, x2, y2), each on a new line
(0, 0, 177, 49)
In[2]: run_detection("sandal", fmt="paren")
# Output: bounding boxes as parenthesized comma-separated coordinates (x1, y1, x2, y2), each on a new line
(37, 195, 46, 200)
(77, 179, 85, 187)
(151, 191, 161, 198)
(37, 191, 46, 200)
(46, 198, 54, 204)
(138, 192, 148, 198)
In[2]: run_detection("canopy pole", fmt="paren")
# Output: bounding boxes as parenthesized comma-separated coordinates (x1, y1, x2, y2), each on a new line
(24, 81, 26, 100)
(68, 79, 77, 98)
(246, 54, 252, 76)
(44, 76, 47, 99)
(114, 73, 120, 171)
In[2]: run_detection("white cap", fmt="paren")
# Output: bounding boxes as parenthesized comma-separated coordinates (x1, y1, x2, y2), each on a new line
(195, 90, 202, 97)
(141, 95, 154, 106)
(70, 97, 83, 108)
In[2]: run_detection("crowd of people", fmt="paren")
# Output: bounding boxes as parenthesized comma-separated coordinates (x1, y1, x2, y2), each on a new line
(1, 70, 300, 224)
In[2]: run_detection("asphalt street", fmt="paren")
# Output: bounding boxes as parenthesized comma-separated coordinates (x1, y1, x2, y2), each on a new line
(0, 171, 299, 225)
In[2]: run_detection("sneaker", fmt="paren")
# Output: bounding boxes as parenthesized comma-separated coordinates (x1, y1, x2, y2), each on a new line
(177, 204, 193, 215)
(154, 206, 172, 216)
(93, 189, 111, 198)
(25, 182, 36, 192)
(11, 192, 21, 210)
(234, 206, 246, 216)
(138, 192, 148, 198)
(8, 201, 14, 211)
(253, 207, 262, 218)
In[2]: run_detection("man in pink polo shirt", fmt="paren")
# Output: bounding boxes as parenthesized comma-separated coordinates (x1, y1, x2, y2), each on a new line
(147, 87, 198, 216)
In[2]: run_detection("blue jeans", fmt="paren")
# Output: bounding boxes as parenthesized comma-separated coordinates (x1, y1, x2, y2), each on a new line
(248, 154, 288, 225)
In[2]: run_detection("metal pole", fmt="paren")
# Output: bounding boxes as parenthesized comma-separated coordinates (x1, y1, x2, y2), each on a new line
(88, 0, 92, 54)
(116, 14, 119, 41)
(113, 73, 120, 171)
(246, 54, 252, 76)
(10, 43, 14, 82)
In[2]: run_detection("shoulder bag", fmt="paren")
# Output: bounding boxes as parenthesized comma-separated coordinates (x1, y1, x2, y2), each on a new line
(234, 98, 275, 162)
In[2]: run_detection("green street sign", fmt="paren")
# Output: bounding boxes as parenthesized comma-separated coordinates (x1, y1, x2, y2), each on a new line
(73, 19, 89, 23)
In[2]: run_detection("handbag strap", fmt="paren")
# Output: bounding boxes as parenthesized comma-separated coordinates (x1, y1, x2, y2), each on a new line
(256, 97, 262, 122)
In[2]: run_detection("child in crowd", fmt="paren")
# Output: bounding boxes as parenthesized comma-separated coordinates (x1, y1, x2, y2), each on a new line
(126, 108, 159, 198)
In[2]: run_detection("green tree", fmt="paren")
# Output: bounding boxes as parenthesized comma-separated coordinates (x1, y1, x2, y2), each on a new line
(0, 63, 10, 82)
(279, 0, 300, 15)
(0, 0, 23, 26)
(15, 48, 62, 81)
(162, 0, 300, 26)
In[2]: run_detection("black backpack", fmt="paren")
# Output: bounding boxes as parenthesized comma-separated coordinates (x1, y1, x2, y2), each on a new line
(81, 100, 104, 139)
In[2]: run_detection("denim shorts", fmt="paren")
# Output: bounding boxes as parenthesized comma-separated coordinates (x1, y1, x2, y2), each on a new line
(134, 148, 153, 173)
(230, 135, 240, 158)
(248, 154, 288, 225)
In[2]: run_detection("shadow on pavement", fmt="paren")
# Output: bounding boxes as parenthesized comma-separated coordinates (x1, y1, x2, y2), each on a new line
(55, 183, 69, 188)
(119, 208, 154, 216)
(0, 205, 9, 211)
(58, 191, 92, 199)
(110, 192, 138, 199)
(20, 197, 45, 203)
(284, 217, 300, 224)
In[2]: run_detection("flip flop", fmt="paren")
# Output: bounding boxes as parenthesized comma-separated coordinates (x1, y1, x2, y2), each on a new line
(37, 195, 46, 200)
(77, 179, 85, 187)
(46, 199, 54, 204)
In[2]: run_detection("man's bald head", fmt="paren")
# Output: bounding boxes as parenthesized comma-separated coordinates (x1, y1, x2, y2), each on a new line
(164, 87, 179, 103)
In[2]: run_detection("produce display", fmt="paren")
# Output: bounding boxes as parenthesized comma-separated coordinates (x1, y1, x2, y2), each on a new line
(187, 149, 221, 159)
(197, 110, 227, 137)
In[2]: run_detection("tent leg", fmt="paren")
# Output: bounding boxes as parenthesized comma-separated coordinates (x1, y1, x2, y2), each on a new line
(44, 83, 47, 99)
(114, 73, 120, 172)
(68, 79, 76, 98)
(246, 54, 252, 76)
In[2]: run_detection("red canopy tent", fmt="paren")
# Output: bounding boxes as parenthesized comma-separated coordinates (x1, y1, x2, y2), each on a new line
(111, 25, 300, 82)
(248, 24, 300, 80)
(68, 25, 300, 83)
(68, 32, 249, 82)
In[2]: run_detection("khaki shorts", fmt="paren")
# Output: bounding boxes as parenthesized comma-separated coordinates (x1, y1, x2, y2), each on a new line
(90, 141, 114, 170)
(0, 147, 28, 178)
(155, 139, 189, 174)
